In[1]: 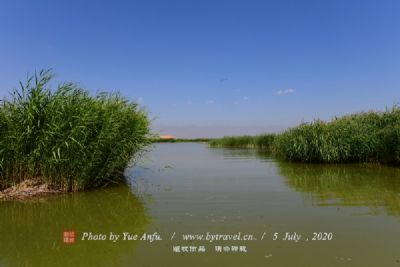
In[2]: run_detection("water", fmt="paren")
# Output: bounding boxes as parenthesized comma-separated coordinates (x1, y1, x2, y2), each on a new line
(1, 143, 400, 266)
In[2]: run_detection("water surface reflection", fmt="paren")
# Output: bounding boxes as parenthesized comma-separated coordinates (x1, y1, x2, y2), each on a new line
(0, 186, 149, 267)
(278, 162, 400, 216)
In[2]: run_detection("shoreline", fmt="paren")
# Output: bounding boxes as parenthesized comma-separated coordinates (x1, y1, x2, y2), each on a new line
(0, 179, 61, 201)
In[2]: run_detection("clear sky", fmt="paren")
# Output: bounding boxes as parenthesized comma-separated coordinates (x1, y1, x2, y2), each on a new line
(1, 0, 399, 137)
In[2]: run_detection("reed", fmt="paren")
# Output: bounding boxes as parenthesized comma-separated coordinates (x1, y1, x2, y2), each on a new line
(209, 134, 276, 150)
(274, 107, 400, 164)
(209, 107, 400, 165)
(0, 70, 150, 191)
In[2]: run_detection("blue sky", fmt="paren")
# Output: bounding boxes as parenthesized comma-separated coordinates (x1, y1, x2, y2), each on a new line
(1, 0, 400, 137)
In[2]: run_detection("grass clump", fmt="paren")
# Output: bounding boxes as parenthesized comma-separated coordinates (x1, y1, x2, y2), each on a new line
(274, 107, 400, 164)
(209, 134, 276, 150)
(0, 70, 150, 191)
(208, 108, 400, 166)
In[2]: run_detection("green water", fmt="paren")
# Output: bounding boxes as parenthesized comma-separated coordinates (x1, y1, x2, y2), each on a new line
(1, 143, 400, 266)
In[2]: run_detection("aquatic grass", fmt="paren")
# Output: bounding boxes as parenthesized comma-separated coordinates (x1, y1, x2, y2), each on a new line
(274, 107, 400, 164)
(0, 70, 150, 191)
(209, 134, 276, 150)
(209, 107, 400, 165)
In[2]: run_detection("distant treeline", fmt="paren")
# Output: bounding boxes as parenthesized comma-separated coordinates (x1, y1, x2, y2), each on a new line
(209, 107, 400, 165)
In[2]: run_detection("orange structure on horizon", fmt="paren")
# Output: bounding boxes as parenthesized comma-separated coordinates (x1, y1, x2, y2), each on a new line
(159, 135, 175, 140)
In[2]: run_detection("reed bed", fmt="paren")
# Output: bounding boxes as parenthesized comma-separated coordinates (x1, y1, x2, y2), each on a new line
(209, 107, 400, 165)
(0, 70, 150, 191)
(209, 134, 276, 150)
(275, 107, 400, 164)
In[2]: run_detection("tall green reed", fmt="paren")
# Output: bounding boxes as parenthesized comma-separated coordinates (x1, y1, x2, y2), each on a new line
(0, 70, 150, 191)
(274, 107, 400, 164)
(209, 134, 276, 150)
(209, 107, 400, 165)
